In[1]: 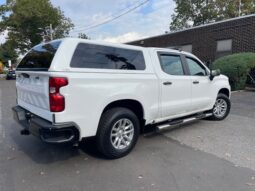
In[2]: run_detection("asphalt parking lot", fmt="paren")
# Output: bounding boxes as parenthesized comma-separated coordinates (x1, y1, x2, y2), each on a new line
(0, 80, 255, 191)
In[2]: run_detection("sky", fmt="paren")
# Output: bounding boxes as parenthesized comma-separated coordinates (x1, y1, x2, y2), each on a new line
(0, 0, 175, 43)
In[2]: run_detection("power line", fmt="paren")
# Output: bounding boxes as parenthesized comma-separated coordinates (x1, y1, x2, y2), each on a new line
(70, 0, 149, 34)
(72, 0, 144, 30)
(70, 0, 149, 33)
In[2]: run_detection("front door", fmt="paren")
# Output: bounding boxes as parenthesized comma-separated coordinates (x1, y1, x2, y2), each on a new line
(185, 56, 214, 111)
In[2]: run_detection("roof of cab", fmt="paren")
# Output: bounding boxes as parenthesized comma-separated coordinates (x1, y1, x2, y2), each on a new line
(60, 37, 189, 54)
(39, 37, 197, 59)
(61, 37, 145, 51)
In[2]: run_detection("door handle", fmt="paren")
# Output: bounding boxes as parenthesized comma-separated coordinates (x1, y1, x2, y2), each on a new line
(193, 81, 199, 84)
(163, 81, 172, 85)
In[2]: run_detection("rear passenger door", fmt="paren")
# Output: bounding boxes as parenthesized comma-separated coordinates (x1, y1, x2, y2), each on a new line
(158, 52, 192, 118)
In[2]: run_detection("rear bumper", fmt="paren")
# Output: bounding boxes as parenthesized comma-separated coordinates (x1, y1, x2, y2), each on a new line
(12, 106, 79, 144)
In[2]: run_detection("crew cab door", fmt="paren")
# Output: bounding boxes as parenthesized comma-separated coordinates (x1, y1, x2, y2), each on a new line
(156, 52, 192, 118)
(184, 56, 214, 111)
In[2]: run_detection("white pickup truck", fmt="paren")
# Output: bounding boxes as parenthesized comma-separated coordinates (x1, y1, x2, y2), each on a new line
(12, 38, 231, 158)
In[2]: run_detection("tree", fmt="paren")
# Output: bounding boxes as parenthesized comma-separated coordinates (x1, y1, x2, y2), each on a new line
(170, 0, 255, 31)
(0, 0, 74, 54)
(78, 33, 89, 39)
(0, 40, 18, 65)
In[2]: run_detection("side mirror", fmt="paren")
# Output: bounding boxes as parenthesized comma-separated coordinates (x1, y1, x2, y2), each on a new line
(210, 69, 221, 81)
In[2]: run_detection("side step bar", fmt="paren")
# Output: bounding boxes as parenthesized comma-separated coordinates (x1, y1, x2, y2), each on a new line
(156, 113, 213, 131)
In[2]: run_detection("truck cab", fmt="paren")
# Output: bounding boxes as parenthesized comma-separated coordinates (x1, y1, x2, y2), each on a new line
(150, 48, 230, 122)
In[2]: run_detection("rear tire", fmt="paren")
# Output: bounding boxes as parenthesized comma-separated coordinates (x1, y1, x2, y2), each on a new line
(96, 107, 140, 159)
(209, 93, 231, 121)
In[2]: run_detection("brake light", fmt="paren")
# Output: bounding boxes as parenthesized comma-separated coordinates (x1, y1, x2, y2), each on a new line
(49, 77, 68, 112)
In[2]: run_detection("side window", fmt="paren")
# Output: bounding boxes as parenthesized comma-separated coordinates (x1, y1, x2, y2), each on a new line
(186, 57, 207, 76)
(70, 43, 146, 70)
(159, 54, 184, 75)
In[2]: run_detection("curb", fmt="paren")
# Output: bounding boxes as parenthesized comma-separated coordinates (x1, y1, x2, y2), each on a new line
(231, 90, 245, 94)
(231, 88, 255, 93)
(245, 87, 255, 92)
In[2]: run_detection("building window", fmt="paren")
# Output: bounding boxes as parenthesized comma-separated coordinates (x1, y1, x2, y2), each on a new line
(216, 39, 232, 58)
(217, 39, 232, 52)
(181, 44, 192, 53)
(166, 44, 192, 53)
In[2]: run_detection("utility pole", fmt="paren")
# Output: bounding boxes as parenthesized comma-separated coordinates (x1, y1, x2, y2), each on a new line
(50, 24, 53, 41)
(238, 0, 242, 17)
(38, 25, 53, 42)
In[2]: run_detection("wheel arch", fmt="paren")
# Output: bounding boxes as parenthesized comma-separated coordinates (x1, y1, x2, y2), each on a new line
(101, 99, 145, 126)
(218, 88, 230, 98)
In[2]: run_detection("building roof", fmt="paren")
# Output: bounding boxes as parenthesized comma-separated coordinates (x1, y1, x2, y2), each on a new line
(129, 14, 255, 43)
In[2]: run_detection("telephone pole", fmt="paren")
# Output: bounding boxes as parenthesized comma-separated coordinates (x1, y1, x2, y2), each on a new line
(238, 0, 242, 17)
(50, 24, 53, 41)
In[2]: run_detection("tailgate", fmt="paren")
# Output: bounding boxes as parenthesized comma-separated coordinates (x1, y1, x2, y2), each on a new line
(16, 72, 52, 122)
(15, 40, 62, 122)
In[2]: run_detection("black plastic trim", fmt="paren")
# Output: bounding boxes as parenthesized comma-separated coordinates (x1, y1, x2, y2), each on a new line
(16, 68, 49, 72)
(12, 106, 79, 144)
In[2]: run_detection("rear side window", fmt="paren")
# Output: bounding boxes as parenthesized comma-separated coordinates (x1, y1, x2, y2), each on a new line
(159, 54, 184, 75)
(17, 41, 61, 71)
(70, 43, 146, 70)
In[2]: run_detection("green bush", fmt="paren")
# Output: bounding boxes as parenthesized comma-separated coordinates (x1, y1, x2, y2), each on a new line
(213, 53, 255, 91)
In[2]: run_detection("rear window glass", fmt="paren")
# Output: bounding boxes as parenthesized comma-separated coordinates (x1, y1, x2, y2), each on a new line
(17, 41, 61, 71)
(70, 43, 146, 70)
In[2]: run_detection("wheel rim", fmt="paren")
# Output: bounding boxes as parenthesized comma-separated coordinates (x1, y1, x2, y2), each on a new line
(110, 118, 134, 150)
(213, 98, 227, 118)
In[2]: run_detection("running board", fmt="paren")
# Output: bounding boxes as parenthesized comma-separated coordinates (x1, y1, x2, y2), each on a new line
(156, 113, 212, 131)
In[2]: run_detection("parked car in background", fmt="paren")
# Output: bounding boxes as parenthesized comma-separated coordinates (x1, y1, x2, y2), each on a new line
(12, 38, 231, 159)
(6, 70, 16, 80)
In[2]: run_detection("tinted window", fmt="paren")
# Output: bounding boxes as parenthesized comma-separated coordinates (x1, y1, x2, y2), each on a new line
(159, 54, 184, 75)
(71, 43, 145, 70)
(17, 41, 61, 71)
(186, 57, 207, 76)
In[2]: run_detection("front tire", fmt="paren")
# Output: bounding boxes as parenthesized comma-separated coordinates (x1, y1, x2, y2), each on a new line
(96, 107, 140, 159)
(209, 93, 231, 121)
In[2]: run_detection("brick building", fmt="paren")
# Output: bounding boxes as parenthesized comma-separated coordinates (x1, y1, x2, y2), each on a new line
(129, 14, 255, 63)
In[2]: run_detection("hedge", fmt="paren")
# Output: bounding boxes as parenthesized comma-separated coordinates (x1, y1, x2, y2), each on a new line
(213, 53, 255, 91)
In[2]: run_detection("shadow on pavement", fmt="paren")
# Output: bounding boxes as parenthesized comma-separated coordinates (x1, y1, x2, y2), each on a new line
(9, 122, 111, 164)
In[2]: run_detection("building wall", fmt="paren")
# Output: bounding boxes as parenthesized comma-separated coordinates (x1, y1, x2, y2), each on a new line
(129, 15, 255, 63)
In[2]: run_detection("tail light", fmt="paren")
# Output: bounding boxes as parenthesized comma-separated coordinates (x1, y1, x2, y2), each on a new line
(49, 77, 68, 112)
